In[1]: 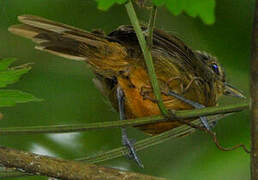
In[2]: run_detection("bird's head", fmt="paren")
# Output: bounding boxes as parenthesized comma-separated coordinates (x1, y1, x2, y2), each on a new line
(195, 50, 245, 99)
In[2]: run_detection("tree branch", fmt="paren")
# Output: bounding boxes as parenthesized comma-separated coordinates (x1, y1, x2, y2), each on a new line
(0, 146, 166, 180)
(251, 0, 258, 178)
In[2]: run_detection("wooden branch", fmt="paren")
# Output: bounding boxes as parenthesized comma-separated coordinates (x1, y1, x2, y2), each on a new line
(0, 146, 166, 180)
(251, 0, 258, 178)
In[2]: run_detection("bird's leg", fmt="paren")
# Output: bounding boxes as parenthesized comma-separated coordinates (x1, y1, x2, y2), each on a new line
(166, 90, 211, 131)
(140, 77, 212, 130)
(165, 76, 212, 130)
(180, 77, 218, 128)
(116, 86, 144, 168)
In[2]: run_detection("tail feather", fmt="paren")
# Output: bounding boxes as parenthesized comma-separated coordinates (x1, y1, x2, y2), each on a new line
(17, 15, 89, 35)
(9, 23, 88, 61)
(8, 15, 127, 63)
(9, 24, 41, 41)
(17, 15, 109, 44)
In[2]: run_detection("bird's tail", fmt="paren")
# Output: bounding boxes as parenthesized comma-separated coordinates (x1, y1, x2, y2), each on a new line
(8, 15, 128, 77)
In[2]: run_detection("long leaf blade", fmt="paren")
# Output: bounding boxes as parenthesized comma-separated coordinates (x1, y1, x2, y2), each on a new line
(0, 89, 42, 107)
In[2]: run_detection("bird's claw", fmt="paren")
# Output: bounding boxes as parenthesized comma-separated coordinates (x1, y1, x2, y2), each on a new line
(200, 116, 211, 131)
(122, 137, 144, 168)
(167, 90, 212, 131)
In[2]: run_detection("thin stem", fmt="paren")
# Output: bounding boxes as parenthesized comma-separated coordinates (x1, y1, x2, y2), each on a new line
(77, 113, 228, 163)
(0, 102, 249, 135)
(125, 0, 168, 115)
(2, 108, 249, 177)
(177, 119, 250, 154)
(147, 5, 157, 48)
(0, 114, 227, 178)
(0, 115, 163, 135)
(174, 101, 249, 119)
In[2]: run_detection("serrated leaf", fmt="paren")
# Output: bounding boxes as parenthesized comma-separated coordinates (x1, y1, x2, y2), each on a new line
(95, 0, 127, 10)
(153, 0, 216, 24)
(0, 58, 17, 71)
(0, 89, 42, 107)
(165, 0, 183, 16)
(152, 0, 165, 6)
(95, 0, 215, 24)
(0, 67, 31, 88)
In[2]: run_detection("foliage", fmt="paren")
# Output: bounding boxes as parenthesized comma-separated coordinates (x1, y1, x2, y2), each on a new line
(0, 58, 41, 107)
(95, 0, 215, 24)
(95, 0, 127, 10)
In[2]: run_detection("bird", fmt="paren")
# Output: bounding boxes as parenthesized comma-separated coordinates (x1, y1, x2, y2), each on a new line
(8, 15, 245, 167)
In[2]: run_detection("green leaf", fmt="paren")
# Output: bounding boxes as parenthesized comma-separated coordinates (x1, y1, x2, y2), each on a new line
(0, 58, 17, 71)
(0, 67, 31, 88)
(95, 0, 127, 10)
(152, 0, 165, 6)
(0, 89, 42, 107)
(153, 0, 216, 24)
(0, 58, 42, 107)
(95, 0, 215, 24)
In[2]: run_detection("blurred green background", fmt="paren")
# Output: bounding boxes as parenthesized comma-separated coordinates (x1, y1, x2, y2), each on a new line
(0, 0, 253, 179)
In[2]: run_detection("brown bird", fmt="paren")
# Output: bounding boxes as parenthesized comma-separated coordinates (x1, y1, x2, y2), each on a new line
(9, 15, 244, 167)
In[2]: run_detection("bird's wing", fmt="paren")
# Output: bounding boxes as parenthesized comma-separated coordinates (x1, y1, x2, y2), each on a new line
(9, 15, 129, 77)
(9, 15, 126, 62)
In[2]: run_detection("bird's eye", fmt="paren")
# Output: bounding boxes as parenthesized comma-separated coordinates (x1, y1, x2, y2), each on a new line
(211, 64, 219, 74)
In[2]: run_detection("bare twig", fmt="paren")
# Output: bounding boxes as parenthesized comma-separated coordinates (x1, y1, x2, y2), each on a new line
(177, 120, 250, 154)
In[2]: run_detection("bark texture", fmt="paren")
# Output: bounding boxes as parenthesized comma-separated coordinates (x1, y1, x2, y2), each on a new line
(0, 146, 166, 180)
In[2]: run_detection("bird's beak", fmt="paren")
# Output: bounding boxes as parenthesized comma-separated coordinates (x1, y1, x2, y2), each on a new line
(223, 82, 246, 99)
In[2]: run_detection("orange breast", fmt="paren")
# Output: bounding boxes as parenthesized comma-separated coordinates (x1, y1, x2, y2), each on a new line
(117, 66, 195, 135)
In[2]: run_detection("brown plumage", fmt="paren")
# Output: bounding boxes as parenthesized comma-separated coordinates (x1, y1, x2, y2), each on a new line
(9, 15, 244, 135)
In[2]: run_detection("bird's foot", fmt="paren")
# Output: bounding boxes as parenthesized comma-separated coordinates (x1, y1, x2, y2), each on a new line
(122, 135, 144, 168)
(167, 90, 211, 131)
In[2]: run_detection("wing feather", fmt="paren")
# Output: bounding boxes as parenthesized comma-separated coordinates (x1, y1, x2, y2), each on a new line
(8, 15, 123, 61)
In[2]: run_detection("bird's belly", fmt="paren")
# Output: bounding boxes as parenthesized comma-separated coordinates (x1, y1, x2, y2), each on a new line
(117, 66, 197, 135)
